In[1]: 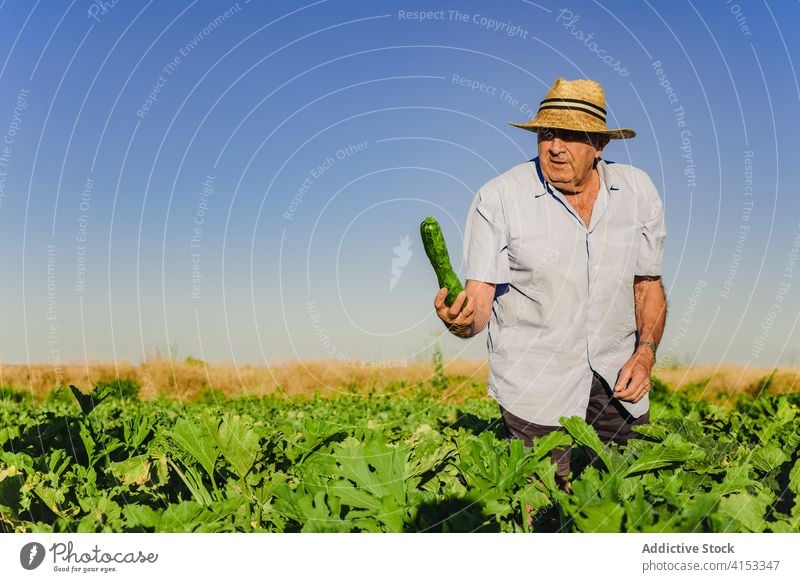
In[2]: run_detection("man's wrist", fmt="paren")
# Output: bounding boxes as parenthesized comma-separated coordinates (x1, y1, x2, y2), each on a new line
(447, 322, 474, 338)
(638, 340, 657, 363)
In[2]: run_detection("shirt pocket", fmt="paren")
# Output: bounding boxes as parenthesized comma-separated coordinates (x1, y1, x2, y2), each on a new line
(598, 226, 639, 281)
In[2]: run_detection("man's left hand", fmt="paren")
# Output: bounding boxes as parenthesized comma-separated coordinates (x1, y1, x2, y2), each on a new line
(613, 347, 654, 402)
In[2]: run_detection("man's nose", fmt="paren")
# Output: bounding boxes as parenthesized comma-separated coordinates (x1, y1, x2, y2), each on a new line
(549, 137, 565, 154)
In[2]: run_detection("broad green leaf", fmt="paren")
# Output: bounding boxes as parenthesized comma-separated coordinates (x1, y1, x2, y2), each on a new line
(484, 495, 513, 518)
(514, 481, 551, 510)
(333, 481, 384, 512)
(216, 414, 259, 479)
(333, 437, 386, 497)
(717, 493, 769, 532)
(531, 430, 573, 461)
(77, 494, 123, 531)
(297, 491, 352, 533)
(750, 443, 787, 473)
(405, 436, 455, 480)
(32, 484, 66, 518)
(122, 410, 156, 452)
(714, 464, 761, 497)
(559, 416, 611, 470)
(155, 500, 205, 532)
(122, 504, 160, 529)
(631, 424, 668, 441)
(170, 416, 220, 480)
(69, 385, 99, 415)
(677, 493, 718, 532)
(623, 435, 700, 477)
(572, 501, 624, 532)
(109, 455, 151, 487)
(617, 476, 639, 501)
(363, 438, 408, 504)
(623, 492, 653, 531)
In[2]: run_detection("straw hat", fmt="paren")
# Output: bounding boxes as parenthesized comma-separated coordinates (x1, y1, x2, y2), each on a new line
(508, 77, 635, 139)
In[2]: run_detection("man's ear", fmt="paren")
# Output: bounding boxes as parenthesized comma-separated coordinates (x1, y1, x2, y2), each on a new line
(592, 134, 610, 156)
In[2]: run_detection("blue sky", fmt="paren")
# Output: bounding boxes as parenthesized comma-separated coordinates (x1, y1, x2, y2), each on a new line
(0, 0, 798, 370)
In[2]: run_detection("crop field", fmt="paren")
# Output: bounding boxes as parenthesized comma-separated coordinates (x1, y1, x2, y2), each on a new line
(0, 357, 799, 533)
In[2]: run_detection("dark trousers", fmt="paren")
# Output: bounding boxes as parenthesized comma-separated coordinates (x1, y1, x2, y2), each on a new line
(499, 371, 650, 477)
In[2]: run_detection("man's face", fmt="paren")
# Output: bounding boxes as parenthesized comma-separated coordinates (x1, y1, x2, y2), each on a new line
(537, 128, 608, 191)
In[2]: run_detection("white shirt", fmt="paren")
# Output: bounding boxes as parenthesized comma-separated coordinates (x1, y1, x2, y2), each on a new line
(463, 157, 667, 425)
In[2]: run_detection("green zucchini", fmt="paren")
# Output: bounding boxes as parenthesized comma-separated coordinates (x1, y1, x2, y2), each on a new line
(420, 216, 464, 307)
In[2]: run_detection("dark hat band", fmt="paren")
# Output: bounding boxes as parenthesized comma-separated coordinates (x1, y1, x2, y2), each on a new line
(538, 97, 606, 121)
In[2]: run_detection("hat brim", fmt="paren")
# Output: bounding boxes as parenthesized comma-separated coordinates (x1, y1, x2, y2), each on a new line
(508, 121, 635, 140)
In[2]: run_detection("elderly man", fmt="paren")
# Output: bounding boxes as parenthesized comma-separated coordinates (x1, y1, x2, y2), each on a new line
(434, 77, 667, 480)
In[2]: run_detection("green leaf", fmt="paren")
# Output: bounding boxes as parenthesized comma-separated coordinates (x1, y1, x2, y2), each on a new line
(69, 384, 114, 415)
(789, 458, 800, 496)
(714, 464, 761, 497)
(716, 493, 769, 532)
(155, 501, 205, 532)
(216, 414, 260, 480)
(573, 501, 625, 532)
(617, 477, 639, 501)
(677, 493, 718, 532)
(32, 484, 66, 518)
(76, 495, 123, 531)
(109, 455, 151, 487)
(750, 443, 787, 473)
(333, 437, 385, 496)
(122, 410, 156, 452)
(122, 504, 160, 530)
(170, 416, 220, 480)
(623, 435, 700, 477)
(531, 430, 573, 461)
(333, 481, 384, 513)
(623, 491, 654, 531)
(363, 438, 408, 504)
(559, 416, 611, 470)
(167, 460, 215, 506)
(47, 450, 71, 479)
(405, 435, 456, 480)
(78, 423, 96, 466)
(631, 423, 668, 441)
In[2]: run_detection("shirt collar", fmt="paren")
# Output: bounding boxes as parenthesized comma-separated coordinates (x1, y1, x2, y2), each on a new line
(532, 157, 619, 197)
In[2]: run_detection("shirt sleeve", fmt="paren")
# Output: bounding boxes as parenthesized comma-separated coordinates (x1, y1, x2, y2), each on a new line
(463, 185, 511, 284)
(634, 173, 667, 277)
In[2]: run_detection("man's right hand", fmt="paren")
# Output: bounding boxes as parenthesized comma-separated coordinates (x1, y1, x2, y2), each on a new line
(434, 280, 496, 338)
(434, 288, 475, 337)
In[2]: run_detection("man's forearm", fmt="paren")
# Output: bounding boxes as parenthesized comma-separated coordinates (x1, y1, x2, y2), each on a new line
(633, 276, 667, 356)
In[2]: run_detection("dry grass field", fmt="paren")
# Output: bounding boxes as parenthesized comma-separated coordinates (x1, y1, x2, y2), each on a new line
(1, 357, 798, 403)
(0, 358, 488, 401)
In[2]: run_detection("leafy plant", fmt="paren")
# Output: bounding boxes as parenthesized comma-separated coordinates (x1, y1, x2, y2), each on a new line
(0, 376, 797, 532)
